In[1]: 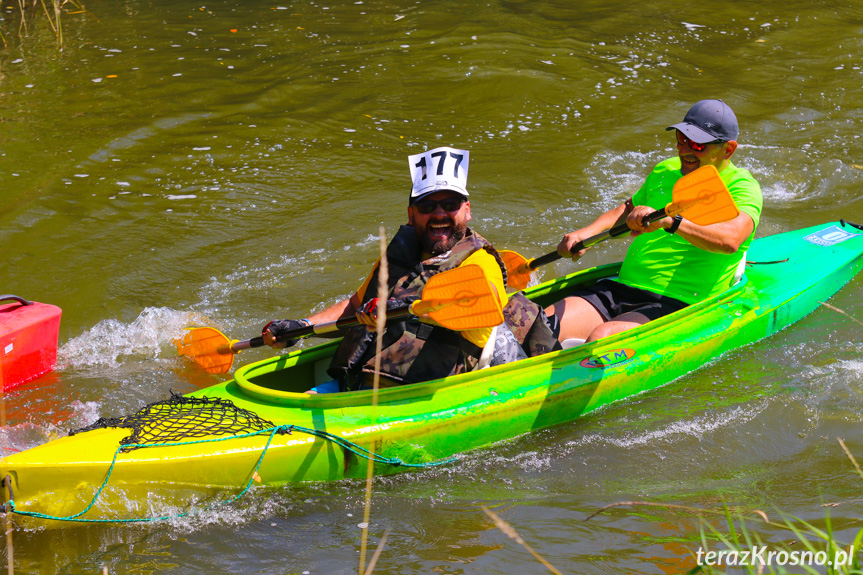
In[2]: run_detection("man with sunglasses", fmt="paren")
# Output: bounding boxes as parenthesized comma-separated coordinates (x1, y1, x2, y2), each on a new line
(264, 146, 558, 392)
(546, 99, 763, 346)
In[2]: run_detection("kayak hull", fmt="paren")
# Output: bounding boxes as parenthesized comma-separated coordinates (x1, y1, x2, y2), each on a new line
(3, 222, 863, 520)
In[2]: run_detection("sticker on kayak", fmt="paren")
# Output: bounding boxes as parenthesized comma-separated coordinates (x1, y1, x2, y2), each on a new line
(804, 226, 859, 246)
(580, 348, 635, 369)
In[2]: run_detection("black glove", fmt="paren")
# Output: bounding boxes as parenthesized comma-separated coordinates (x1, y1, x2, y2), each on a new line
(262, 318, 311, 347)
(358, 298, 413, 320)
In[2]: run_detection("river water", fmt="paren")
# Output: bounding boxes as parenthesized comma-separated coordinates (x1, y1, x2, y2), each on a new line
(2, 0, 863, 573)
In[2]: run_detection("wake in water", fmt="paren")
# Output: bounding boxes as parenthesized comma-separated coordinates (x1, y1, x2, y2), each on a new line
(57, 307, 212, 369)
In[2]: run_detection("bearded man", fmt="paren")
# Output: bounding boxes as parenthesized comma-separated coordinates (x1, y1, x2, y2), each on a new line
(263, 147, 558, 393)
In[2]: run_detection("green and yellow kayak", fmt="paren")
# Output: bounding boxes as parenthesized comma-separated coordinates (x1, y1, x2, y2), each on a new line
(3, 222, 863, 521)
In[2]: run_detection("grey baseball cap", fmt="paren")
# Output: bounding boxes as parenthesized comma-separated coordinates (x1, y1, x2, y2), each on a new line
(666, 99, 739, 143)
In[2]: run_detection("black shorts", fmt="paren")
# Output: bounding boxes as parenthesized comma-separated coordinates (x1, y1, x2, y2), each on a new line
(568, 279, 688, 322)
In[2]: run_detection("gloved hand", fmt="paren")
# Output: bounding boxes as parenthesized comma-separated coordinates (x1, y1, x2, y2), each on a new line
(356, 298, 382, 329)
(355, 298, 413, 330)
(262, 319, 311, 348)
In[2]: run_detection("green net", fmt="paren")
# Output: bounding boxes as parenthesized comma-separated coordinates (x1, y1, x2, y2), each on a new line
(70, 392, 280, 451)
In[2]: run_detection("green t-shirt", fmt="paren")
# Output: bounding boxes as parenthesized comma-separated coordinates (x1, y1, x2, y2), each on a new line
(617, 158, 763, 304)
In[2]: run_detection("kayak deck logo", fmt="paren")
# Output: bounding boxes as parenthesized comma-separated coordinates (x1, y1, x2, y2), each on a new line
(580, 348, 636, 368)
(804, 225, 859, 246)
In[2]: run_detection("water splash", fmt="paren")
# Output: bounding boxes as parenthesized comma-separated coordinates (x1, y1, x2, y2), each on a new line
(573, 404, 767, 448)
(57, 307, 210, 369)
(0, 400, 101, 454)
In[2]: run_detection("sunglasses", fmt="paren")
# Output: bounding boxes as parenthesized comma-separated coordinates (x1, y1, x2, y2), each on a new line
(675, 130, 724, 152)
(413, 198, 465, 214)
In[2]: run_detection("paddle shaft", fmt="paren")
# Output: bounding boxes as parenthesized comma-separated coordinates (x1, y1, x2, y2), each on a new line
(224, 303, 415, 353)
(523, 207, 670, 271)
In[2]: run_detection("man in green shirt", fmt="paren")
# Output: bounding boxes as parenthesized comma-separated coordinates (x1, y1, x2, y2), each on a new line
(546, 99, 763, 345)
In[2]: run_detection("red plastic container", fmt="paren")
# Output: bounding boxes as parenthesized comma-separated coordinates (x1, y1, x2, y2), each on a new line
(0, 296, 62, 392)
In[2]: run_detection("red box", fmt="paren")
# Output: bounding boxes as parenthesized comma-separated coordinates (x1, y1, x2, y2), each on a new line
(0, 296, 62, 392)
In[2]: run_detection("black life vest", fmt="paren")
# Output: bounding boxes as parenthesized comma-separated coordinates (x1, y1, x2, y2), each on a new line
(328, 226, 504, 389)
(327, 225, 561, 390)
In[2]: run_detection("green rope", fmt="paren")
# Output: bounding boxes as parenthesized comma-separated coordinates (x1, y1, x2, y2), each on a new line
(5, 424, 455, 524)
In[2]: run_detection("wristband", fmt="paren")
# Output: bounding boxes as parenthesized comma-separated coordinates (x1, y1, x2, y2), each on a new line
(665, 215, 683, 234)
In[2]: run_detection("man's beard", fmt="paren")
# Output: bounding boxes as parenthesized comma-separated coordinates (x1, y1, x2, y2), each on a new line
(418, 220, 468, 256)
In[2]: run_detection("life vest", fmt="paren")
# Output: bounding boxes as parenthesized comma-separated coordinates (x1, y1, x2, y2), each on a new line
(327, 225, 560, 390)
(328, 226, 502, 389)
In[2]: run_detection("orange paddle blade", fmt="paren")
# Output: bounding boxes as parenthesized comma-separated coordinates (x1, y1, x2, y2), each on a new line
(499, 250, 531, 291)
(669, 165, 739, 225)
(410, 264, 504, 330)
(174, 327, 236, 375)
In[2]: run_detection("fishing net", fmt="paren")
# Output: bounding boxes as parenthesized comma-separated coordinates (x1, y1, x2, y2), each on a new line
(70, 391, 283, 452)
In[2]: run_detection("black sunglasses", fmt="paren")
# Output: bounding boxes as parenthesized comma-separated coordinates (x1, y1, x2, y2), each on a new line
(413, 198, 465, 214)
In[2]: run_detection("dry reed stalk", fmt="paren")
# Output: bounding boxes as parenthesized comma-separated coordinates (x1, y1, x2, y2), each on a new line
(3, 501, 11, 575)
(584, 500, 771, 524)
(837, 438, 863, 481)
(16, 0, 27, 35)
(363, 530, 390, 575)
(359, 226, 388, 575)
(819, 301, 863, 329)
(481, 506, 563, 575)
(37, 0, 58, 36)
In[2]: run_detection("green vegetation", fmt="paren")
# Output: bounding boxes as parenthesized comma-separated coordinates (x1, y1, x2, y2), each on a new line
(1, 0, 88, 48)
(688, 441, 863, 574)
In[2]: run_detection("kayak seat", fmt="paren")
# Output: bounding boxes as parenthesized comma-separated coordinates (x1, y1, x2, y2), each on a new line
(561, 338, 586, 349)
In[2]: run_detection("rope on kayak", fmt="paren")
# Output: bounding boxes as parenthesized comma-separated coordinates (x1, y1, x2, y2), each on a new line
(3, 423, 455, 524)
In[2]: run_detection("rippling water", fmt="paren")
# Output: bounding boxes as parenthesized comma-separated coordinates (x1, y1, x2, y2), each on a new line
(3, 0, 863, 573)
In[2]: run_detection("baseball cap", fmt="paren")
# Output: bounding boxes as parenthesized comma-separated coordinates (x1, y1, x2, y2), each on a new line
(408, 147, 470, 204)
(666, 99, 739, 143)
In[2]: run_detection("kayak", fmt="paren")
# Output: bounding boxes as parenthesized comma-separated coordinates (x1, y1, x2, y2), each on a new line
(3, 221, 863, 522)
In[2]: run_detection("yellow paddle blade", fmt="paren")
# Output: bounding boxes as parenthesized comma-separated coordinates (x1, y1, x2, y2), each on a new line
(411, 264, 504, 330)
(174, 327, 236, 375)
(669, 165, 740, 225)
(499, 250, 531, 291)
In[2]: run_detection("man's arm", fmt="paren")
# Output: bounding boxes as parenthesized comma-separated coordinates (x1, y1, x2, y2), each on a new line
(626, 206, 754, 254)
(263, 294, 361, 348)
(557, 200, 633, 259)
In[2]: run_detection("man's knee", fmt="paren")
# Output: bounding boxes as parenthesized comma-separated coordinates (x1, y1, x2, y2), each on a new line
(587, 320, 635, 342)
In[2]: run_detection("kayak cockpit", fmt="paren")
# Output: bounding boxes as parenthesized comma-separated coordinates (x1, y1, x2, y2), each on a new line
(228, 263, 631, 407)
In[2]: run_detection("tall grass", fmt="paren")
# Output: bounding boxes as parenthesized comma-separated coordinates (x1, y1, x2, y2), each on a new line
(691, 496, 863, 575)
(583, 438, 863, 575)
(576, 445, 863, 574)
(0, 0, 89, 49)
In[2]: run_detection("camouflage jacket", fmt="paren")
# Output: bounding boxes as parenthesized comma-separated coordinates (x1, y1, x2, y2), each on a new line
(327, 225, 560, 390)
(328, 225, 502, 389)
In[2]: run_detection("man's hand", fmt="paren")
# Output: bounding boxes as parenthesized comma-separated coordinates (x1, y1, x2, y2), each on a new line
(556, 200, 633, 260)
(262, 319, 310, 348)
(356, 298, 381, 329)
(626, 205, 672, 237)
(356, 298, 413, 330)
(557, 230, 592, 261)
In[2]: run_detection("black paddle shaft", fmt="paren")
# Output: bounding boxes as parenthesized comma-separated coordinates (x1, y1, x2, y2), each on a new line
(527, 207, 668, 271)
(234, 302, 414, 351)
